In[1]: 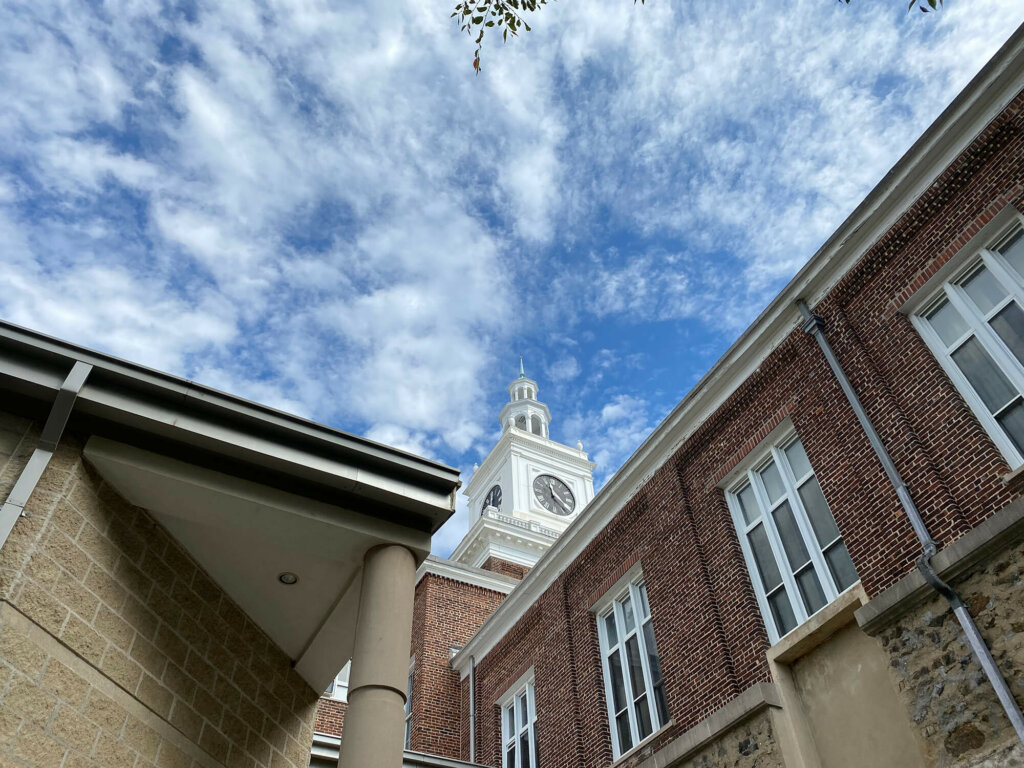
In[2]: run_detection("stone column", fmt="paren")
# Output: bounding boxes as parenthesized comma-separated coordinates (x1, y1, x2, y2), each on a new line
(338, 544, 416, 768)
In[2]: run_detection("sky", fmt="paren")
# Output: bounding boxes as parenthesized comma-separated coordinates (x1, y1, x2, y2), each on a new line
(2, 0, 1023, 557)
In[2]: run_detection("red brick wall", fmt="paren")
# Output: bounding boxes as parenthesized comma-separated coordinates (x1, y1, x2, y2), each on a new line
(408, 574, 507, 759)
(481, 557, 530, 580)
(313, 698, 346, 737)
(465, 89, 1024, 767)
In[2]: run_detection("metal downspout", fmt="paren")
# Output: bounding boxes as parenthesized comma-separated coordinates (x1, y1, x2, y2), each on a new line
(797, 300, 1024, 748)
(0, 360, 92, 549)
(468, 655, 476, 763)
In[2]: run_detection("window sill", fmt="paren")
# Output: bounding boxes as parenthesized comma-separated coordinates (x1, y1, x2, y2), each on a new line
(1001, 463, 1024, 491)
(767, 582, 867, 665)
(611, 720, 675, 767)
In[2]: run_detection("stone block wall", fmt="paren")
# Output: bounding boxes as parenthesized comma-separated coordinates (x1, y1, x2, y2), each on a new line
(0, 410, 321, 768)
(877, 536, 1024, 768)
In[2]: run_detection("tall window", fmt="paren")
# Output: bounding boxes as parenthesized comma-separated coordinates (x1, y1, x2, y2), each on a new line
(324, 661, 350, 702)
(501, 679, 537, 768)
(404, 666, 413, 749)
(727, 433, 858, 643)
(596, 578, 668, 759)
(913, 224, 1024, 467)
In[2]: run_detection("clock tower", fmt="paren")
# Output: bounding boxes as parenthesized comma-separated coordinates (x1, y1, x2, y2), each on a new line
(451, 360, 596, 573)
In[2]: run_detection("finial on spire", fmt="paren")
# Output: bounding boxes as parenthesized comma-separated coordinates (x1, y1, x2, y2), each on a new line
(519, 355, 525, 378)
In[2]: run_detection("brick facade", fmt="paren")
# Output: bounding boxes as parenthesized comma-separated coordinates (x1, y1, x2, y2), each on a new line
(479, 558, 529, 581)
(458, 86, 1024, 767)
(0, 411, 320, 768)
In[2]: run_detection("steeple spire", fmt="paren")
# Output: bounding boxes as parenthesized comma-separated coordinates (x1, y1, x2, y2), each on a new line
(519, 356, 525, 378)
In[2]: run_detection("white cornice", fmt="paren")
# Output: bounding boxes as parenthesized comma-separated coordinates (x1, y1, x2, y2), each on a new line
(464, 429, 594, 498)
(449, 512, 559, 565)
(451, 25, 1024, 679)
(416, 555, 519, 595)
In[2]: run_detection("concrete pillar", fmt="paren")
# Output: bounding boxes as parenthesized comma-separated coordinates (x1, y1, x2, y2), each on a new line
(338, 544, 417, 768)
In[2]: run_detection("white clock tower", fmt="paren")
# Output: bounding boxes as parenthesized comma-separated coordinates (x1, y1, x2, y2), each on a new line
(451, 360, 596, 572)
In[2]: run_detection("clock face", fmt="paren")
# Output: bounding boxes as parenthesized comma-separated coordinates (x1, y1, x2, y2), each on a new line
(532, 474, 576, 516)
(482, 484, 502, 512)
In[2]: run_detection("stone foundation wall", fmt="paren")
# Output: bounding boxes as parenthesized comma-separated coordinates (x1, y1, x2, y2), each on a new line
(877, 537, 1024, 767)
(672, 711, 784, 768)
(617, 709, 784, 768)
(0, 410, 321, 767)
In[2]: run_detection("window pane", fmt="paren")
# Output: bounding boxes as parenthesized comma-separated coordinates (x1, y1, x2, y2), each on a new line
(927, 299, 969, 347)
(638, 583, 650, 618)
(796, 567, 827, 615)
(506, 745, 516, 768)
(520, 733, 530, 768)
(505, 706, 515, 739)
(625, 635, 645, 699)
(772, 500, 811, 571)
(608, 650, 627, 711)
(996, 398, 1024, 455)
(951, 337, 1017, 413)
(604, 612, 618, 647)
(797, 476, 840, 547)
(533, 727, 539, 768)
(824, 541, 859, 591)
(634, 694, 653, 740)
(654, 683, 669, 726)
(759, 460, 785, 504)
(737, 483, 760, 524)
(999, 229, 1024, 277)
(961, 266, 1007, 315)
(622, 596, 635, 633)
(748, 524, 783, 592)
(616, 713, 633, 753)
(519, 693, 528, 725)
(642, 621, 662, 689)
(768, 589, 798, 637)
(990, 302, 1024, 366)
(642, 621, 669, 724)
(784, 439, 812, 480)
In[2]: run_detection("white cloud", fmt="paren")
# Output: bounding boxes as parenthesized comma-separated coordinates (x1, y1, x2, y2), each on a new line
(0, 0, 1021, 567)
(546, 354, 581, 382)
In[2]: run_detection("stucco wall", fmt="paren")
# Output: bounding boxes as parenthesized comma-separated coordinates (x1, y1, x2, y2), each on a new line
(0, 409, 321, 767)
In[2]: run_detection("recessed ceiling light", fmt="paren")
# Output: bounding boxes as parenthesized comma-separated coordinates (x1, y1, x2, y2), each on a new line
(278, 572, 299, 585)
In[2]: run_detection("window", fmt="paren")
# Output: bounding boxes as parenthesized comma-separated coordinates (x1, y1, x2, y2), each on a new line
(726, 433, 859, 644)
(501, 677, 538, 768)
(913, 224, 1024, 467)
(404, 665, 413, 748)
(324, 661, 350, 701)
(596, 578, 668, 759)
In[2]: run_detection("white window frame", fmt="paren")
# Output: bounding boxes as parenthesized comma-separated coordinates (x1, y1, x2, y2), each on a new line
(725, 428, 859, 645)
(910, 216, 1024, 469)
(404, 657, 414, 749)
(594, 570, 668, 760)
(324, 660, 350, 702)
(500, 670, 538, 768)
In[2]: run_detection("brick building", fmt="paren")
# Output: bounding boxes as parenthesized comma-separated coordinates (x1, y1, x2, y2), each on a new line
(312, 25, 1024, 768)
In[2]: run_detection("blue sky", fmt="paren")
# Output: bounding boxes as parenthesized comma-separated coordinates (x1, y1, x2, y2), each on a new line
(2, 0, 1023, 556)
